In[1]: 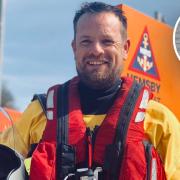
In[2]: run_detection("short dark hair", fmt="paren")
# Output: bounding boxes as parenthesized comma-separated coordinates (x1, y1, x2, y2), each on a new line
(73, 2, 127, 39)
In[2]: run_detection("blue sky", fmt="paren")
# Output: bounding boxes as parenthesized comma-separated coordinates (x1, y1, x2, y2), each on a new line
(2, 0, 180, 111)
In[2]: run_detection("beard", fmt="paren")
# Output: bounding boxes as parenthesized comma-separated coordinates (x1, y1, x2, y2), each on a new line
(76, 63, 122, 90)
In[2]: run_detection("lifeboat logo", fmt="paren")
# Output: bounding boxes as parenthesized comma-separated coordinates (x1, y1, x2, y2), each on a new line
(129, 27, 160, 80)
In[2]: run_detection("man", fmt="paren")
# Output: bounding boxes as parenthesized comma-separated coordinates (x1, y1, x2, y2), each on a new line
(0, 2, 180, 180)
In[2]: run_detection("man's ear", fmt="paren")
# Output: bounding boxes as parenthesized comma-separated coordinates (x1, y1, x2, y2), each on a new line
(71, 39, 76, 54)
(123, 39, 130, 60)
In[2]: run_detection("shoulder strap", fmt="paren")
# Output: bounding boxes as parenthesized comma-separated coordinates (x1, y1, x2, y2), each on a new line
(55, 81, 75, 179)
(56, 82, 69, 145)
(115, 81, 141, 146)
(104, 81, 142, 178)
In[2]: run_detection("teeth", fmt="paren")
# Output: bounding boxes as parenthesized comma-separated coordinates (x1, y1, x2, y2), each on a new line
(88, 61, 105, 65)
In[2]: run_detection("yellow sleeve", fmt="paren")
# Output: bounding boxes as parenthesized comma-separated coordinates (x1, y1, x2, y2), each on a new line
(0, 100, 46, 158)
(144, 100, 180, 180)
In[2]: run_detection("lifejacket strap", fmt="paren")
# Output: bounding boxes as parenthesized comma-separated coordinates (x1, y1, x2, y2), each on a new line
(143, 140, 152, 180)
(103, 82, 142, 179)
(56, 81, 69, 146)
(115, 82, 141, 145)
(55, 81, 76, 179)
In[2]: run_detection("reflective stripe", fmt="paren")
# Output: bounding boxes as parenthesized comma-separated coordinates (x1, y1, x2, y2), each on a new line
(24, 157, 31, 175)
(151, 158, 157, 180)
(47, 89, 54, 120)
(135, 112, 145, 122)
(47, 110, 53, 120)
(139, 89, 149, 109)
(47, 89, 54, 108)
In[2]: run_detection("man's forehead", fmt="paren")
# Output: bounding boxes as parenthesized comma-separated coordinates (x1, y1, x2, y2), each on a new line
(78, 34, 116, 40)
(76, 12, 122, 35)
(76, 12, 121, 27)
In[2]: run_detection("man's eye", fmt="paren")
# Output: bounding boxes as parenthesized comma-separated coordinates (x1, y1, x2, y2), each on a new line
(80, 40, 91, 46)
(102, 39, 114, 46)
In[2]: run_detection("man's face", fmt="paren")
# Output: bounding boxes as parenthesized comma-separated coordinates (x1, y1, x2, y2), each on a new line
(72, 12, 130, 89)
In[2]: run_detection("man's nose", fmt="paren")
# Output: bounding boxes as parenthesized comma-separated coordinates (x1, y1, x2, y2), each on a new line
(90, 42, 104, 56)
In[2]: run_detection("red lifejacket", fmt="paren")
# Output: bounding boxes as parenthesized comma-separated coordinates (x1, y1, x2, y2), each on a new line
(29, 77, 166, 180)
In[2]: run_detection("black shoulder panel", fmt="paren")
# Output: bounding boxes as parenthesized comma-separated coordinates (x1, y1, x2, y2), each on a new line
(32, 94, 47, 116)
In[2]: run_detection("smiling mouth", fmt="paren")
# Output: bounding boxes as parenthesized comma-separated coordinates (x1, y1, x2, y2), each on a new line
(87, 61, 108, 65)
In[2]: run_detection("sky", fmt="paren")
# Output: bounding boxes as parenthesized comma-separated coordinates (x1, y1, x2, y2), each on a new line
(2, 0, 180, 111)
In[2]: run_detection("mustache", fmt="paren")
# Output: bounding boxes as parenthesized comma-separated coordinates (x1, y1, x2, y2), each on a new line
(83, 55, 110, 63)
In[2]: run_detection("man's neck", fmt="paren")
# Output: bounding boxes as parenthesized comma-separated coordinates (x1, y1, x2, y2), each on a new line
(78, 79, 122, 115)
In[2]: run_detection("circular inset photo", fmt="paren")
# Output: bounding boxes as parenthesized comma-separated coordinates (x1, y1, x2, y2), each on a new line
(173, 17, 180, 61)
